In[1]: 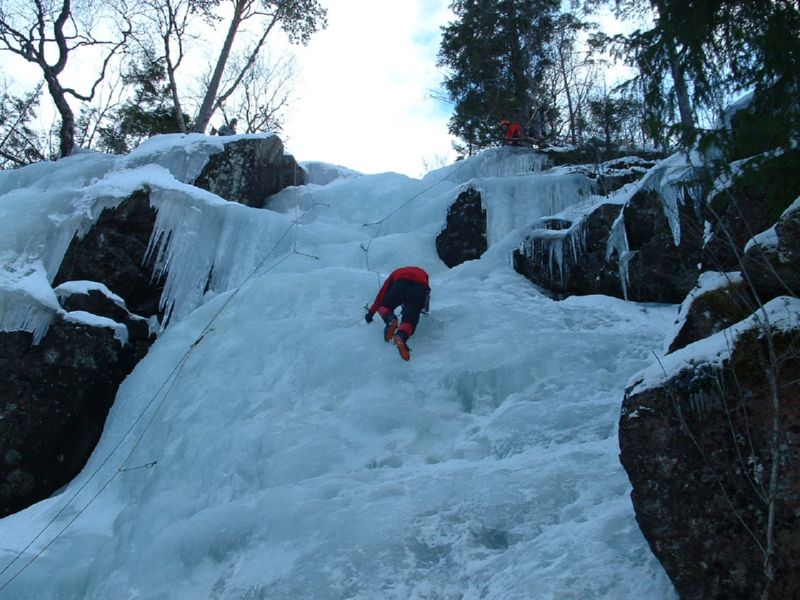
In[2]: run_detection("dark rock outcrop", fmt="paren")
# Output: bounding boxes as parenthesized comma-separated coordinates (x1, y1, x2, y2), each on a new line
(435, 187, 487, 267)
(513, 203, 624, 298)
(514, 187, 704, 302)
(559, 156, 660, 196)
(623, 188, 704, 303)
(701, 186, 775, 273)
(665, 274, 755, 354)
(0, 288, 154, 517)
(53, 188, 163, 318)
(193, 135, 305, 208)
(620, 299, 800, 600)
(743, 200, 800, 299)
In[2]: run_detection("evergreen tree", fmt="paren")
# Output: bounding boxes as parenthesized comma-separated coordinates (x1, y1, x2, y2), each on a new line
(96, 55, 189, 154)
(438, 0, 560, 153)
(0, 83, 47, 168)
(589, 0, 800, 150)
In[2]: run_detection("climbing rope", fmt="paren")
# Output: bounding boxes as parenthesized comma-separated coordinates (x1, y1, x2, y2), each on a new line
(0, 182, 324, 592)
(359, 159, 471, 288)
(1, 158, 462, 589)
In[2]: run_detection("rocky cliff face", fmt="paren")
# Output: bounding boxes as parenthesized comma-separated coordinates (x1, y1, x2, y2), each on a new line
(620, 295, 800, 600)
(0, 286, 155, 517)
(0, 135, 301, 517)
(194, 135, 304, 208)
(435, 136, 799, 598)
(619, 200, 800, 599)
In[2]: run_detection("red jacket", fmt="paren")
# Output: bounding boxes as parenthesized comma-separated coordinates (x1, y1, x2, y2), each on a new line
(369, 266, 430, 313)
(503, 121, 523, 143)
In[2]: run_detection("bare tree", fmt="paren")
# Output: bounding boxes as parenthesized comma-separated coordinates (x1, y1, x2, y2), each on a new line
(0, 0, 133, 157)
(547, 13, 600, 145)
(135, 0, 211, 134)
(220, 51, 295, 133)
(75, 72, 125, 148)
(191, 0, 326, 134)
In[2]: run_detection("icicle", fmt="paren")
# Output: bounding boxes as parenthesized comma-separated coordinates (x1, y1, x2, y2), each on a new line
(143, 185, 294, 325)
(606, 209, 631, 300)
(0, 258, 61, 343)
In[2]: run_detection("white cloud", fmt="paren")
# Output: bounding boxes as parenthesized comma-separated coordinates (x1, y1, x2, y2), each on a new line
(278, 0, 457, 177)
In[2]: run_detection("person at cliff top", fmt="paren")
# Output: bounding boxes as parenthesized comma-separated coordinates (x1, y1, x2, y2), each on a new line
(500, 119, 523, 145)
(364, 266, 430, 361)
(217, 118, 238, 136)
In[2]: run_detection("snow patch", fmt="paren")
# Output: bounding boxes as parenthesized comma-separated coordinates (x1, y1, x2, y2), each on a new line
(629, 296, 800, 396)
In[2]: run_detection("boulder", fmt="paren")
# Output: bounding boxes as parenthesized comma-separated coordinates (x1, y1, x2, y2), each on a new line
(665, 272, 755, 354)
(743, 199, 800, 299)
(623, 188, 703, 303)
(0, 298, 154, 517)
(513, 203, 624, 298)
(435, 187, 488, 268)
(193, 135, 305, 208)
(620, 297, 800, 600)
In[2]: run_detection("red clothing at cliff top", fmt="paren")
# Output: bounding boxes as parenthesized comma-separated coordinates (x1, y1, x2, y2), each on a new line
(501, 120, 523, 144)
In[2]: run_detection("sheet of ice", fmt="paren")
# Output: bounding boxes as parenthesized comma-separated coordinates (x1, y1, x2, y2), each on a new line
(636, 151, 706, 247)
(61, 310, 129, 345)
(476, 173, 597, 246)
(424, 147, 551, 186)
(0, 145, 680, 599)
(0, 258, 61, 342)
(300, 161, 363, 186)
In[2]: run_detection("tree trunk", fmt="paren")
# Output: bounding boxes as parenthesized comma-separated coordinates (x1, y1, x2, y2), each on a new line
(558, 45, 577, 145)
(45, 73, 76, 158)
(165, 45, 187, 134)
(653, 0, 695, 145)
(192, 1, 244, 133)
(667, 45, 694, 145)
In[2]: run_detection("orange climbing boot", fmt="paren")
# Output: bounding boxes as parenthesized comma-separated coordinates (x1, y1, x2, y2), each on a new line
(383, 317, 398, 341)
(393, 333, 411, 361)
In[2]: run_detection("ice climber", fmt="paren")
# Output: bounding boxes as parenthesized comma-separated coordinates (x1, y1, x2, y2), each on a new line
(365, 266, 430, 361)
(217, 118, 238, 136)
(500, 119, 523, 145)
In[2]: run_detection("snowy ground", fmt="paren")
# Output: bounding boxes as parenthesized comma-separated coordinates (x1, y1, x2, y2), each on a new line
(0, 139, 678, 599)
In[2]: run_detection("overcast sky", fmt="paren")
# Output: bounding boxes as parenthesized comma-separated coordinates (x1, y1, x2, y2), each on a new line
(276, 1, 457, 178)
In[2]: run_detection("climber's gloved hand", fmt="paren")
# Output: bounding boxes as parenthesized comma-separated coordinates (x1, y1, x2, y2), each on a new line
(365, 311, 374, 324)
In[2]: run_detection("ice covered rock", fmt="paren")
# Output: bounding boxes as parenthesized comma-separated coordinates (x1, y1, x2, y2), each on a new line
(513, 202, 624, 298)
(52, 188, 163, 318)
(514, 185, 703, 302)
(193, 135, 304, 208)
(620, 296, 800, 600)
(664, 272, 753, 353)
(622, 188, 704, 303)
(0, 305, 154, 517)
